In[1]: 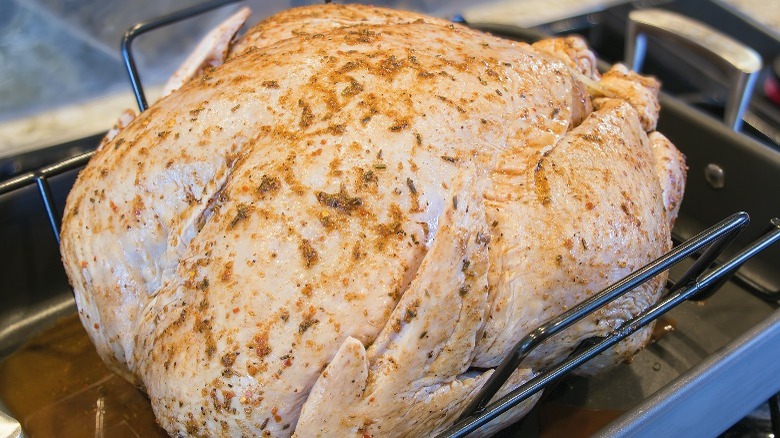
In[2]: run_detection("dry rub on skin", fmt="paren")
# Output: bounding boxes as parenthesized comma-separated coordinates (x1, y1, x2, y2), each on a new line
(60, 4, 686, 437)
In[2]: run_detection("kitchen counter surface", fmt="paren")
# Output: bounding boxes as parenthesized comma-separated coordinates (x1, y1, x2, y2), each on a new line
(723, 0, 780, 36)
(0, 0, 285, 159)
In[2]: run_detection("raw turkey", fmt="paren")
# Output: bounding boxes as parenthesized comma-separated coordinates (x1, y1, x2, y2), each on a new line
(60, 4, 686, 437)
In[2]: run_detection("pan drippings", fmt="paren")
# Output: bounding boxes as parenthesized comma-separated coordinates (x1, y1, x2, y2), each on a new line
(0, 314, 165, 437)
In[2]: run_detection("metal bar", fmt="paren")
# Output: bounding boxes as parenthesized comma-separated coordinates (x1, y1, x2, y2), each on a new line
(2, 0, 245, 241)
(625, 9, 762, 131)
(35, 176, 61, 243)
(0, 151, 94, 196)
(0, 0, 244, 237)
(0, 151, 94, 240)
(440, 217, 780, 438)
(121, 0, 244, 112)
(457, 212, 749, 420)
(699, 216, 780, 301)
(700, 218, 780, 302)
(671, 224, 780, 303)
(694, 218, 780, 290)
(730, 218, 780, 303)
(0, 171, 36, 196)
(669, 219, 742, 299)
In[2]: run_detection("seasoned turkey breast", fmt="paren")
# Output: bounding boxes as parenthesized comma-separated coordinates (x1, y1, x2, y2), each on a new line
(60, 4, 685, 436)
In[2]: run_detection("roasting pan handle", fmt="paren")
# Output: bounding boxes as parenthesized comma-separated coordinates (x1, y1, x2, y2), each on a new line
(625, 8, 762, 131)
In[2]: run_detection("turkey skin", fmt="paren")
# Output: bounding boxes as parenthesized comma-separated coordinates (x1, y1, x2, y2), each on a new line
(60, 4, 685, 437)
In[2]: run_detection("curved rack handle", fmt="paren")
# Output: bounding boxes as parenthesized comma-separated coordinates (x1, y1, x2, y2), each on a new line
(439, 214, 780, 438)
(122, 0, 244, 112)
(625, 8, 762, 131)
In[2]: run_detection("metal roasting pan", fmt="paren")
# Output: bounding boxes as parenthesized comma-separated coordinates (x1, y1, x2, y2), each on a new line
(1, 2, 779, 437)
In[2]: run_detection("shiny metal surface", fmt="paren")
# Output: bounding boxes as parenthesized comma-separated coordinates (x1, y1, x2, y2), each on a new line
(597, 308, 780, 437)
(625, 8, 763, 131)
(0, 408, 22, 438)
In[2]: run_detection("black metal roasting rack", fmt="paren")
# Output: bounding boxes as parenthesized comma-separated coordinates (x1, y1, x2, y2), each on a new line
(1, 1, 780, 436)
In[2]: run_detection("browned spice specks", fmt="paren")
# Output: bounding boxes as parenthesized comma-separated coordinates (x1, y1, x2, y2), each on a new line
(258, 175, 281, 196)
(406, 178, 417, 195)
(352, 242, 363, 260)
(361, 169, 378, 186)
(299, 239, 319, 268)
(221, 351, 238, 367)
(299, 99, 315, 129)
(229, 204, 250, 229)
(389, 119, 409, 132)
(219, 261, 233, 282)
(317, 187, 362, 214)
(341, 78, 364, 97)
(252, 331, 271, 357)
(298, 318, 319, 334)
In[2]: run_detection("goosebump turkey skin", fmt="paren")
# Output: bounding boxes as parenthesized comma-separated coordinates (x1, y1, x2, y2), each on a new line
(60, 4, 685, 437)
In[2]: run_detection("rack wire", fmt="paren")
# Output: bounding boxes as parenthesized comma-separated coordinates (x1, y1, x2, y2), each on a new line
(443, 213, 780, 437)
(122, 0, 244, 112)
(1, 1, 780, 436)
